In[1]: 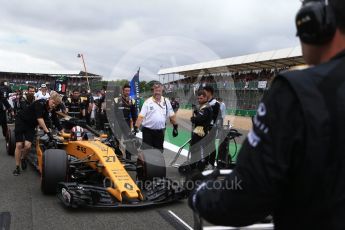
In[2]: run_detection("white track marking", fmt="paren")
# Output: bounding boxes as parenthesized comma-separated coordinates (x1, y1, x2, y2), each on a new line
(167, 210, 193, 230)
(136, 131, 189, 156)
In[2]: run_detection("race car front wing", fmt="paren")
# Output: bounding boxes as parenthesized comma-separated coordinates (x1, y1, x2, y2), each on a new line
(57, 178, 186, 208)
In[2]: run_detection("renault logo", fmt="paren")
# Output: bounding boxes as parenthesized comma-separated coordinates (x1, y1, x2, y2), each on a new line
(124, 183, 133, 190)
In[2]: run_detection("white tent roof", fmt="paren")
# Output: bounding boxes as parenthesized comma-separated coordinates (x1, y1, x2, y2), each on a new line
(158, 46, 304, 77)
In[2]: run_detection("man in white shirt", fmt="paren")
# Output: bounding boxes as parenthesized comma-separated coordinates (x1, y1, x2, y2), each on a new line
(35, 84, 50, 100)
(135, 82, 178, 152)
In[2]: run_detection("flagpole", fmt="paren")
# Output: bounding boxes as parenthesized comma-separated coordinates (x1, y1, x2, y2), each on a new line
(77, 53, 90, 92)
(136, 67, 140, 113)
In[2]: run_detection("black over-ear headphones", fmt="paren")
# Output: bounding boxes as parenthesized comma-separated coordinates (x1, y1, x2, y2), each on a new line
(296, 0, 336, 45)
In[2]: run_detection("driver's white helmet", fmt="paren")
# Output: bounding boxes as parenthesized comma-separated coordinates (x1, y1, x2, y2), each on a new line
(70, 126, 84, 141)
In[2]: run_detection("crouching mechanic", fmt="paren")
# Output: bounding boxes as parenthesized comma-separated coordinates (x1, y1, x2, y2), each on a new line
(13, 91, 63, 176)
(135, 82, 178, 152)
(189, 0, 345, 228)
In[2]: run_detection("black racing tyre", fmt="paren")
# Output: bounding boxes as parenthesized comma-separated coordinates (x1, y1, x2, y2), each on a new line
(6, 128, 16, 156)
(136, 149, 166, 182)
(41, 149, 68, 194)
(0, 212, 11, 230)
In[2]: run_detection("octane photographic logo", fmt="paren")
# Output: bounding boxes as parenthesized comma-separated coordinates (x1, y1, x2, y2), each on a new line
(106, 36, 238, 167)
(101, 176, 243, 192)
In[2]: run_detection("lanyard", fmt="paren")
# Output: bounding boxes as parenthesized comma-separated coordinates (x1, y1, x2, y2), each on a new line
(152, 96, 168, 116)
(152, 96, 164, 109)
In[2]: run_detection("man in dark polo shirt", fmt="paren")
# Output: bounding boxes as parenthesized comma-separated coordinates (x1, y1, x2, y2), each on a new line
(13, 91, 63, 176)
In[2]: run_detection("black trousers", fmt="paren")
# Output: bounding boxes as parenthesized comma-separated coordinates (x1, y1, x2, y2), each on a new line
(142, 127, 165, 152)
(96, 111, 108, 131)
(0, 111, 8, 139)
(190, 133, 206, 171)
(205, 128, 217, 166)
(85, 112, 91, 126)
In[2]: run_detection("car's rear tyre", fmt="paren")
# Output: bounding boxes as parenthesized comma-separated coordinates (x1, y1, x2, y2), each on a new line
(136, 149, 166, 182)
(6, 128, 16, 156)
(41, 149, 68, 194)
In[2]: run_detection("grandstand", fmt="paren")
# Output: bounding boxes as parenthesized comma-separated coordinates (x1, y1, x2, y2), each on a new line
(158, 46, 305, 116)
(0, 70, 102, 91)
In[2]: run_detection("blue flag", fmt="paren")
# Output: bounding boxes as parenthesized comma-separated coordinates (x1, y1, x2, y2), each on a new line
(130, 68, 140, 114)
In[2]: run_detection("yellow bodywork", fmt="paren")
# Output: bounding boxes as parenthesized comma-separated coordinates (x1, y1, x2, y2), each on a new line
(36, 137, 44, 174)
(36, 136, 143, 202)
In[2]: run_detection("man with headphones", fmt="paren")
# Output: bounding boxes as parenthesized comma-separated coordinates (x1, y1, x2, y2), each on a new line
(189, 0, 345, 228)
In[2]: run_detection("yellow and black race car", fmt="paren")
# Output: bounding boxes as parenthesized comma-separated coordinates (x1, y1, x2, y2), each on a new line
(7, 116, 185, 208)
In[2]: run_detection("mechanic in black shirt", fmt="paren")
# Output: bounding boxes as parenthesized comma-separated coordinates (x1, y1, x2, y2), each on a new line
(13, 91, 63, 176)
(65, 88, 86, 120)
(0, 81, 12, 100)
(189, 90, 213, 171)
(17, 85, 35, 112)
(113, 84, 137, 159)
(0, 87, 14, 141)
(95, 89, 107, 131)
(203, 85, 220, 168)
(81, 88, 93, 126)
(170, 97, 180, 113)
(114, 84, 137, 128)
(189, 0, 345, 229)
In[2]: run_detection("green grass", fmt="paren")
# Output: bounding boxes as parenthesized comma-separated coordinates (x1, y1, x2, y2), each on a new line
(165, 127, 191, 149)
(164, 127, 242, 161)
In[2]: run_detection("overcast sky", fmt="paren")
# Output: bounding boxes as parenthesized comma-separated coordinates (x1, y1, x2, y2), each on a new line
(0, 0, 302, 81)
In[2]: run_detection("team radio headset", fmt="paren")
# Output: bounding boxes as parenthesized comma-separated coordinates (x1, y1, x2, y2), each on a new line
(295, 0, 336, 45)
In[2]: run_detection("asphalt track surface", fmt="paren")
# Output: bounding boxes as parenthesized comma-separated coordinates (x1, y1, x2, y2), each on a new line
(0, 126, 198, 230)
(0, 120, 251, 230)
